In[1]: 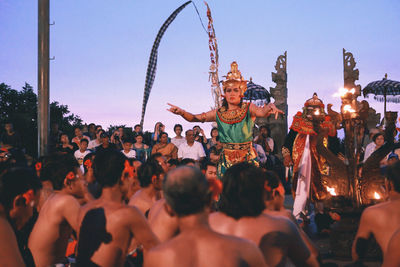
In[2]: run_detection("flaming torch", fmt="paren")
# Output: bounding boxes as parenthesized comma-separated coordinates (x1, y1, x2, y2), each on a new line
(327, 186, 337, 196)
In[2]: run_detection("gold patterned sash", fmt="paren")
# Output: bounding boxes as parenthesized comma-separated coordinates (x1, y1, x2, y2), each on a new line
(222, 141, 252, 151)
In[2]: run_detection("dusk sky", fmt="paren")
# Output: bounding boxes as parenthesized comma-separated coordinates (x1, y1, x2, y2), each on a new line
(1, 0, 399, 137)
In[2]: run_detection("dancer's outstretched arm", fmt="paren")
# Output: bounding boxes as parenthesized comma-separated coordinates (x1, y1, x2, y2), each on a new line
(249, 102, 284, 120)
(167, 103, 216, 122)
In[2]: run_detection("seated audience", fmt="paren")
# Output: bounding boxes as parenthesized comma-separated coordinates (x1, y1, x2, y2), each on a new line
(207, 127, 219, 150)
(57, 133, 78, 155)
(87, 123, 96, 140)
(74, 139, 90, 171)
(193, 125, 208, 147)
(152, 122, 165, 145)
(1, 122, 22, 149)
(96, 132, 117, 153)
(178, 130, 205, 163)
(133, 133, 151, 163)
(171, 124, 186, 148)
(88, 129, 104, 151)
(254, 143, 267, 165)
(364, 133, 385, 163)
(133, 124, 142, 136)
(151, 132, 178, 161)
(254, 125, 275, 155)
(209, 136, 223, 164)
(71, 127, 90, 147)
(121, 138, 136, 159)
(144, 166, 267, 267)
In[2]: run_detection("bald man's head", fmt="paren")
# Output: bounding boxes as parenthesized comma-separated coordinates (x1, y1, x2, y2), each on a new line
(163, 166, 210, 217)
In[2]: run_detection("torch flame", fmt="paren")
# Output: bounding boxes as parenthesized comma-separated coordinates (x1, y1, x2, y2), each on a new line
(343, 104, 355, 113)
(327, 186, 337, 196)
(373, 192, 381, 200)
(333, 87, 356, 97)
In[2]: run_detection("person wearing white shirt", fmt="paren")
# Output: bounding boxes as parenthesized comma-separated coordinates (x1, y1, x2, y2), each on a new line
(253, 143, 267, 164)
(88, 129, 103, 151)
(178, 130, 206, 162)
(121, 139, 136, 159)
(74, 139, 90, 172)
(364, 133, 384, 163)
(171, 124, 186, 148)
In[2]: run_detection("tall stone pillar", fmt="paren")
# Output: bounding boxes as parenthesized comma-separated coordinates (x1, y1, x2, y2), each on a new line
(258, 51, 288, 158)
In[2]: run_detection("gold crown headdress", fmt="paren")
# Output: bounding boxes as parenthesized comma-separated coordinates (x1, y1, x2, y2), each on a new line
(304, 93, 325, 108)
(222, 61, 247, 96)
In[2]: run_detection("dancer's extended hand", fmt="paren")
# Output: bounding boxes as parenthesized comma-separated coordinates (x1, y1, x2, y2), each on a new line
(167, 103, 184, 116)
(267, 103, 285, 119)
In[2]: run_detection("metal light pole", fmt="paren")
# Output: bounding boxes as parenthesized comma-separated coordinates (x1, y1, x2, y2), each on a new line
(38, 0, 50, 157)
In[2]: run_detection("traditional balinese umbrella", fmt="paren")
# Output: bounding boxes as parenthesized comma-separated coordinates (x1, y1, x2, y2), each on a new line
(363, 74, 400, 114)
(243, 78, 272, 107)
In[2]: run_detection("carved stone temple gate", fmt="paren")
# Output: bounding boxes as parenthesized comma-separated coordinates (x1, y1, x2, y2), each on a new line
(256, 52, 288, 158)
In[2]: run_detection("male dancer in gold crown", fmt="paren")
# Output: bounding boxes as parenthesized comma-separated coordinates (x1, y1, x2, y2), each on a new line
(282, 93, 337, 220)
(168, 61, 284, 178)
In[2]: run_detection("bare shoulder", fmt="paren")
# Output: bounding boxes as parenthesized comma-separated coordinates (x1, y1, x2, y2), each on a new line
(148, 199, 166, 220)
(361, 203, 387, 220)
(209, 211, 227, 221)
(208, 212, 232, 227)
(217, 233, 267, 266)
(128, 190, 142, 205)
(118, 204, 144, 218)
(47, 193, 80, 213)
(144, 242, 175, 267)
(259, 213, 297, 233)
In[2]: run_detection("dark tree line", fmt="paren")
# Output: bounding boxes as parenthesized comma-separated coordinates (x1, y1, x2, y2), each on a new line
(0, 82, 82, 156)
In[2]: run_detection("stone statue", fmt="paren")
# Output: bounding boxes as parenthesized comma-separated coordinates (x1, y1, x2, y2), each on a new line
(257, 51, 288, 158)
(343, 48, 362, 97)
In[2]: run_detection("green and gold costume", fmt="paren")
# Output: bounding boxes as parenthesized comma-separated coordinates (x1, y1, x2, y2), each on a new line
(216, 102, 258, 178)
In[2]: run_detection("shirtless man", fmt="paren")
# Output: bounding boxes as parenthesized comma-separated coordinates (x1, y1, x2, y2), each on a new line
(263, 170, 320, 261)
(128, 159, 164, 217)
(382, 227, 400, 267)
(144, 166, 267, 267)
(28, 154, 86, 267)
(352, 161, 400, 261)
(203, 161, 217, 180)
(209, 163, 319, 267)
(0, 167, 42, 266)
(76, 150, 159, 267)
(126, 159, 142, 201)
(150, 152, 169, 173)
(0, 217, 25, 267)
(148, 162, 220, 242)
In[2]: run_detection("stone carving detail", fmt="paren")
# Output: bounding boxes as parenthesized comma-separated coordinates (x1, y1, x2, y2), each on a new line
(343, 48, 362, 96)
(256, 51, 288, 158)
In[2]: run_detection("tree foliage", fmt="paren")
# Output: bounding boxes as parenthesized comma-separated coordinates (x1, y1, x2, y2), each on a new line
(0, 82, 82, 156)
